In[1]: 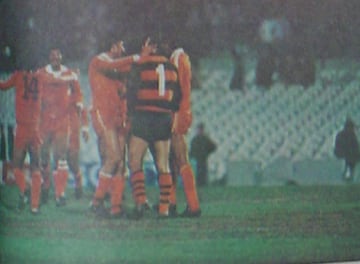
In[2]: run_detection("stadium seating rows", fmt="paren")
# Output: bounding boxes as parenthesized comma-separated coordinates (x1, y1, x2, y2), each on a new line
(190, 56, 360, 180)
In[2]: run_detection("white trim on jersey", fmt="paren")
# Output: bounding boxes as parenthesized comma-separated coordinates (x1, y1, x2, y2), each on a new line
(97, 53, 114, 62)
(45, 64, 78, 81)
(170, 48, 184, 68)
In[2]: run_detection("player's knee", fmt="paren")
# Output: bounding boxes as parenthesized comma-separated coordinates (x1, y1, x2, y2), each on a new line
(103, 156, 121, 172)
(177, 154, 189, 167)
(128, 158, 142, 173)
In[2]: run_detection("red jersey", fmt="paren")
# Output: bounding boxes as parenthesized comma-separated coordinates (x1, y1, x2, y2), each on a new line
(38, 65, 82, 123)
(0, 71, 42, 126)
(170, 48, 192, 114)
(170, 49, 193, 134)
(88, 53, 135, 126)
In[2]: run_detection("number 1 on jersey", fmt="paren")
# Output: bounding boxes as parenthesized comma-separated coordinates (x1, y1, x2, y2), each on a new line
(156, 64, 165, 96)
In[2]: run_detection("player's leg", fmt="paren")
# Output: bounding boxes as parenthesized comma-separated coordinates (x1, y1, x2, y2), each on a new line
(67, 125, 83, 199)
(91, 128, 121, 214)
(89, 110, 110, 212)
(29, 134, 42, 214)
(13, 148, 26, 194)
(168, 147, 178, 215)
(40, 133, 52, 203)
(90, 108, 106, 164)
(128, 135, 149, 214)
(12, 137, 27, 210)
(153, 139, 172, 217)
(109, 132, 127, 217)
(52, 127, 70, 206)
(89, 111, 108, 211)
(171, 133, 201, 216)
(67, 147, 83, 199)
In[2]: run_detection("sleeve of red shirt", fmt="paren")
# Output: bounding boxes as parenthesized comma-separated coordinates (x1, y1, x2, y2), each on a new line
(0, 72, 18, 90)
(92, 55, 134, 73)
(71, 77, 84, 109)
(178, 53, 192, 114)
(173, 53, 193, 134)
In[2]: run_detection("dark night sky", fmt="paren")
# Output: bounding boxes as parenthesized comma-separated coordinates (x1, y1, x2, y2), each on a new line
(1, 0, 360, 71)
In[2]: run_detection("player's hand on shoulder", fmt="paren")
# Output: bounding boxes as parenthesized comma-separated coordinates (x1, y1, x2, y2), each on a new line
(140, 37, 157, 57)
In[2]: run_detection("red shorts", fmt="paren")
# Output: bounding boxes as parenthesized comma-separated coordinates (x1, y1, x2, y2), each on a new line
(40, 114, 69, 142)
(14, 123, 42, 151)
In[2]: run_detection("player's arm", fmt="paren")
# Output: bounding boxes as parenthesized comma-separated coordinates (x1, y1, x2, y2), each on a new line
(69, 73, 84, 113)
(0, 72, 18, 90)
(93, 55, 139, 72)
(178, 54, 192, 113)
(172, 54, 193, 134)
(70, 69, 89, 142)
(128, 38, 156, 65)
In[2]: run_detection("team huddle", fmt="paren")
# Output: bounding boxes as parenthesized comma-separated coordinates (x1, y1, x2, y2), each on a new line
(0, 36, 201, 219)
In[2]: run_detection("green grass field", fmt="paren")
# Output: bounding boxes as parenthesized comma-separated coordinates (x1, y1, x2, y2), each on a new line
(1, 183, 360, 264)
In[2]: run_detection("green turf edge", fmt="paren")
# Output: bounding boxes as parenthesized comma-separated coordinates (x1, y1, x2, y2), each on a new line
(2, 234, 359, 264)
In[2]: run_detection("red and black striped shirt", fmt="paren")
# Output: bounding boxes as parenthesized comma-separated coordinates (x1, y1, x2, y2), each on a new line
(128, 55, 181, 113)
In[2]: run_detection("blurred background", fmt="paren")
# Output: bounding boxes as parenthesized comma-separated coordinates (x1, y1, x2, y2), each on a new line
(1, 0, 360, 186)
(2, 0, 360, 70)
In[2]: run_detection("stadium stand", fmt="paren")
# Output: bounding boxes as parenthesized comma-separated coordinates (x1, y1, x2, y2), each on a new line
(190, 55, 360, 185)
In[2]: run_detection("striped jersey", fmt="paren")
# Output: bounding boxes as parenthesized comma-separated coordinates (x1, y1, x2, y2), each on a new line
(129, 55, 181, 113)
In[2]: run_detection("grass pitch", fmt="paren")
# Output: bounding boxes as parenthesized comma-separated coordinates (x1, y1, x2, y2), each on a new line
(1, 183, 360, 263)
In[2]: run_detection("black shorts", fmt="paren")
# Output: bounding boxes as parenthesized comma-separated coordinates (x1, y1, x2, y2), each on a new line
(131, 111, 172, 143)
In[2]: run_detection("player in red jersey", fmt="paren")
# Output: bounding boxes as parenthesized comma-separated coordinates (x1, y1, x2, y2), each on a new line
(38, 49, 83, 207)
(88, 40, 140, 218)
(127, 37, 181, 218)
(167, 41, 201, 217)
(0, 70, 43, 214)
(150, 38, 201, 217)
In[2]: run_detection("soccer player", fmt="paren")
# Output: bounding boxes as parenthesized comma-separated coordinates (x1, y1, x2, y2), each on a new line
(88, 40, 140, 218)
(166, 40, 201, 217)
(38, 49, 83, 207)
(67, 75, 89, 199)
(0, 70, 43, 214)
(127, 37, 181, 218)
